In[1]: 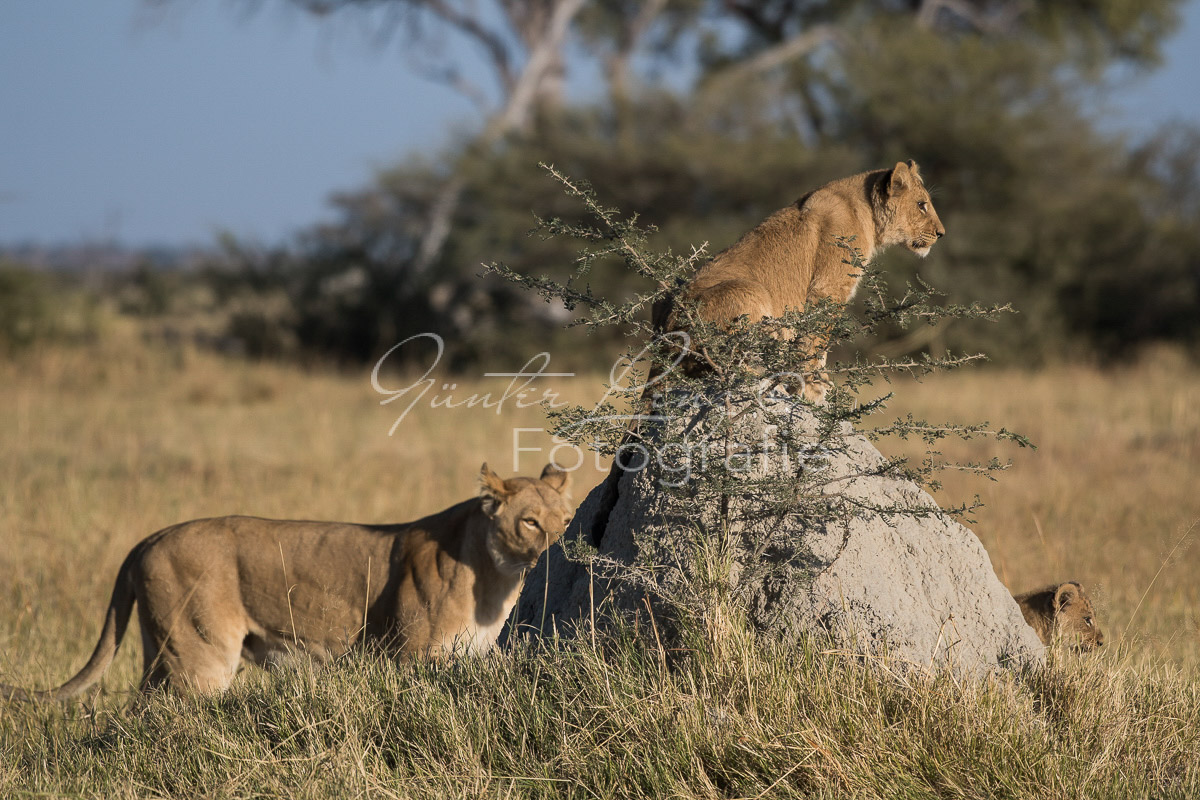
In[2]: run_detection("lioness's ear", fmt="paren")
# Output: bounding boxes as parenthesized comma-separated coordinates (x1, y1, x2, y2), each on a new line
(1054, 582, 1080, 609)
(889, 161, 911, 193)
(479, 462, 510, 516)
(539, 463, 571, 494)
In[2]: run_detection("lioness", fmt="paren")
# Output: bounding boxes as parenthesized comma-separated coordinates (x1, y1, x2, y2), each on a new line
(1014, 581, 1105, 651)
(657, 160, 945, 400)
(2, 463, 571, 700)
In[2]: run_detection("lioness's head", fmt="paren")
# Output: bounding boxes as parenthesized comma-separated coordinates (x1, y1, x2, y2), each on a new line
(478, 463, 573, 575)
(1051, 581, 1105, 652)
(877, 160, 945, 258)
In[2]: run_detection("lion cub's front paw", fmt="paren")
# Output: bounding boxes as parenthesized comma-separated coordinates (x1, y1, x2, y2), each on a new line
(801, 372, 829, 404)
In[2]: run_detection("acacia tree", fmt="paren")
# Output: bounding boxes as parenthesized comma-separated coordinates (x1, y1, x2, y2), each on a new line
(175, 0, 1199, 365)
(166, 0, 1182, 258)
(286, 0, 592, 273)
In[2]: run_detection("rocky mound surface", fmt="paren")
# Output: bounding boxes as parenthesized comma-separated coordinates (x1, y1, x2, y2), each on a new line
(510, 392, 1043, 675)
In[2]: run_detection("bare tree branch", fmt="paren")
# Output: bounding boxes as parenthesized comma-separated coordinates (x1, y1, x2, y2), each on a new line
(699, 23, 837, 99)
(418, 0, 519, 96)
(494, 0, 584, 132)
(291, 0, 518, 98)
(409, 61, 492, 113)
(412, 0, 586, 275)
(606, 0, 669, 101)
(916, 0, 1029, 34)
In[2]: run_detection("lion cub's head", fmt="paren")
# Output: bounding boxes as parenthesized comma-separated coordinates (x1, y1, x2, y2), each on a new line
(877, 159, 945, 258)
(478, 463, 573, 575)
(1017, 581, 1105, 651)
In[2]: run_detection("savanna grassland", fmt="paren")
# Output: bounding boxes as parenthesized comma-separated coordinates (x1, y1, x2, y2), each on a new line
(2, 330, 1199, 798)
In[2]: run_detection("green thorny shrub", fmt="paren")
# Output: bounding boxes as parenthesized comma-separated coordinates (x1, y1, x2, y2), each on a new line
(487, 165, 1034, 634)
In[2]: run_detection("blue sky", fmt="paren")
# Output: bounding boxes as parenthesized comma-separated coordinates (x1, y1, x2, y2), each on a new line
(1, 1, 1198, 248)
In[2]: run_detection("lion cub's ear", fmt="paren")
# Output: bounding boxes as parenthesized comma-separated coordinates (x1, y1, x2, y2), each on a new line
(539, 463, 571, 495)
(1054, 582, 1081, 610)
(889, 161, 913, 193)
(479, 462, 512, 516)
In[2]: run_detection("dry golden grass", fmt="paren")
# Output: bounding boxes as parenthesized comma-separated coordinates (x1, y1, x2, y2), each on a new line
(1, 334, 1197, 697)
(3, 336, 1200, 798)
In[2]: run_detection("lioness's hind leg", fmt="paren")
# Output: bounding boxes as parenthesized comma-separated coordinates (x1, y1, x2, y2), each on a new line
(172, 614, 245, 694)
(137, 604, 171, 693)
(136, 588, 245, 695)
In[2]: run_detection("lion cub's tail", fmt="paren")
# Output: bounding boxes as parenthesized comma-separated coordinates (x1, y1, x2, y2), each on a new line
(1, 548, 139, 703)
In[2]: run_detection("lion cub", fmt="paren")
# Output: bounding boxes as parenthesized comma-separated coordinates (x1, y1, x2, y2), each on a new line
(658, 160, 945, 400)
(1013, 581, 1105, 651)
(3, 464, 572, 700)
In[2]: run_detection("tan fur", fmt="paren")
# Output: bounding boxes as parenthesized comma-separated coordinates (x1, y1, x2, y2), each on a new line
(2, 464, 572, 700)
(1014, 581, 1105, 651)
(658, 160, 944, 400)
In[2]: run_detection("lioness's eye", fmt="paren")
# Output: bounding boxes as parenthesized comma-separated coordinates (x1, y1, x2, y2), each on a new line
(918, 201, 928, 212)
(522, 518, 539, 529)
(1084, 617, 1093, 626)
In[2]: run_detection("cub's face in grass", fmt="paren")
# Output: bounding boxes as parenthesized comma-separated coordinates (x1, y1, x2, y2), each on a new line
(1015, 581, 1104, 651)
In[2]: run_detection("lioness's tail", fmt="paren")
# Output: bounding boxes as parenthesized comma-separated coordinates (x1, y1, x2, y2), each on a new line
(1, 548, 138, 702)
